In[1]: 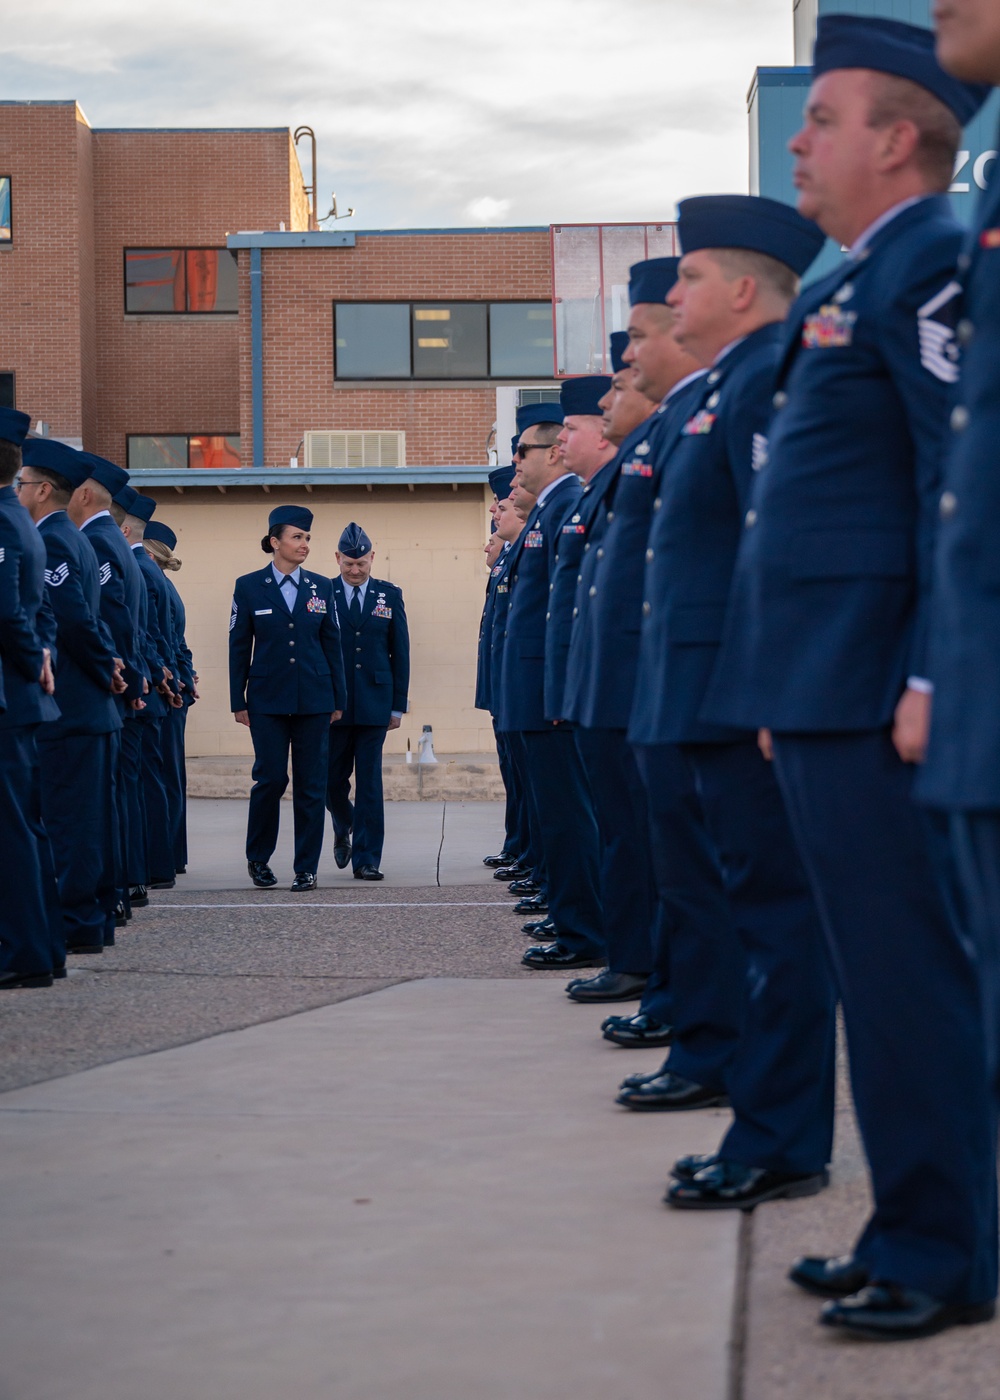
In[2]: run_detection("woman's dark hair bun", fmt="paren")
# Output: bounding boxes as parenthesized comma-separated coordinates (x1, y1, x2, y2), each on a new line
(260, 534, 274, 554)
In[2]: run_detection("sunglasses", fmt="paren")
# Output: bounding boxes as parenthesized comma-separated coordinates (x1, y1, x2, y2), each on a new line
(514, 442, 552, 460)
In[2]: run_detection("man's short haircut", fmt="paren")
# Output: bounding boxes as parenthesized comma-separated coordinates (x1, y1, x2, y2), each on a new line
(109, 501, 126, 526)
(866, 71, 961, 192)
(0, 440, 21, 485)
(708, 248, 800, 306)
(529, 422, 562, 448)
(31, 466, 74, 499)
(632, 302, 676, 332)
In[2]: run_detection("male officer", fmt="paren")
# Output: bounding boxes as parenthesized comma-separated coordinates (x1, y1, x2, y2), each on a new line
(113, 485, 179, 891)
(563, 267, 700, 1010)
(231, 505, 346, 891)
(144, 519, 196, 876)
(478, 465, 522, 870)
(0, 407, 61, 988)
(497, 403, 604, 971)
(705, 17, 995, 1338)
(922, 0, 1000, 1165)
(20, 439, 123, 954)
(328, 523, 409, 881)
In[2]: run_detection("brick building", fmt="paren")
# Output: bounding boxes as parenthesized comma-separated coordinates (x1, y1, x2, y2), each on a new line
(0, 101, 567, 761)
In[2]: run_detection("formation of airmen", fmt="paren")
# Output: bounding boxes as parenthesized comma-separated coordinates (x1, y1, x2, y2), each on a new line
(476, 7, 1000, 1342)
(0, 435, 195, 982)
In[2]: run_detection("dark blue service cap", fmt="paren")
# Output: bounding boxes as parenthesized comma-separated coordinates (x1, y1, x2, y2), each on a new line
(145, 520, 177, 550)
(82, 453, 129, 497)
(114, 485, 156, 522)
(677, 195, 825, 276)
(489, 466, 516, 498)
(628, 257, 680, 307)
(338, 521, 372, 558)
(268, 504, 313, 532)
(609, 331, 630, 374)
(0, 407, 31, 447)
(510, 434, 520, 462)
(560, 375, 612, 417)
(21, 438, 88, 484)
(813, 14, 991, 125)
(515, 402, 564, 434)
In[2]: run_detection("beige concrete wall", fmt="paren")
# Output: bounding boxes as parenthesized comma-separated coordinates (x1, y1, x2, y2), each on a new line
(142, 484, 495, 758)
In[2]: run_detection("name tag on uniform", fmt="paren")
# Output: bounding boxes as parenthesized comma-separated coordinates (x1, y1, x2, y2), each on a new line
(254, 608, 272, 615)
(621, 458, 653, 477)
(682, 410, 716, 435)
(802, 304, 857, 349)
(305, 596, 327, 613)
(524, 529, 544, 548)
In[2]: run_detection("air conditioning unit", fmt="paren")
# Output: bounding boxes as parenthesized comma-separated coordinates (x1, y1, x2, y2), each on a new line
(303, 431, 406, 469)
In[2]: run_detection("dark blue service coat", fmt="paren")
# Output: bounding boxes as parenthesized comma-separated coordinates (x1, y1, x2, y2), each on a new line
(704, 196, 963, 733)
(330, 576, 409, 728)
(496, 474, 582, 733)
(629, 325, 783, 745)
(38, 511, 120, 738)
(82, 513, 148, 704)
(229, 566, 347, 716)
(0, 485, 59, 730)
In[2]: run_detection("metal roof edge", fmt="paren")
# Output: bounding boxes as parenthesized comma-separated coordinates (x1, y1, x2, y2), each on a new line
(131, 467, 492, 488)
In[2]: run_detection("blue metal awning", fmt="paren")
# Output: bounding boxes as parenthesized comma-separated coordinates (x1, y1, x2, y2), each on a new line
(129, 466, 493, 489)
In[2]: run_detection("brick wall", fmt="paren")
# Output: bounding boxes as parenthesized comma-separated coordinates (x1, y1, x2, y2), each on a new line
(91, 128, 309, 466)
(238, 231, 553, 469)
(0, 103, 89, 437)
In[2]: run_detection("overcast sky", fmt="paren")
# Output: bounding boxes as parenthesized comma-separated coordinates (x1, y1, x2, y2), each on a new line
(2, 0, 796, 229)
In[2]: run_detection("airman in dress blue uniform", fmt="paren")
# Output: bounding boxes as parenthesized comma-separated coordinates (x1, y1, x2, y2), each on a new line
(0, 406, 62, 987)
(74, 453, 145, 927)
(113, 485, 180, 891)
(230, 505, 347, 892)
(144, 519, 196, 877)
(705, 16, 997, 1338)
(328, 522, 409, 881)
(21, 439, 123, 956)
(563, 268, 699, 1014)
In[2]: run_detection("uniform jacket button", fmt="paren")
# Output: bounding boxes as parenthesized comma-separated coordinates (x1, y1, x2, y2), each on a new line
(290, 657, 296, 663)
(584, 542, 590, 552)
(356, 663, 362, 669)
(773, 391, 788, 410)
(596, 548, 603, 559)
(653, 498, 661, 511)
(957, 318, 974, 345)
(572, 607, 578, 617)
(589, 586, 597, 597)
(607, 511, 615, 522)
(745, 509, 757, 528)
(951, 405, 970, 432)
(940, 491, 958, 519)
(545, 611, 550, 620)
(642, 601, 651, 616)
(645, 548, 654, 562)
(576, 574, 583, 585)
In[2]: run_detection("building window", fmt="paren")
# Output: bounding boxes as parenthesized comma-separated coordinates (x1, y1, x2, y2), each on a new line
(124, 249, 239, 314)
(0, 178, 10, 243)
(333, 302, 554, 380)
(127, 434, 241, 470)
(0, 372, 14, 409)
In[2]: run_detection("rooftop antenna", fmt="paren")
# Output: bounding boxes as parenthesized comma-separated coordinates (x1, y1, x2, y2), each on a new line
(319, 192, 356, 223)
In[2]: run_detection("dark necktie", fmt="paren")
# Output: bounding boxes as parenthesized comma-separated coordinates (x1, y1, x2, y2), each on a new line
(349, 588, 362, 627)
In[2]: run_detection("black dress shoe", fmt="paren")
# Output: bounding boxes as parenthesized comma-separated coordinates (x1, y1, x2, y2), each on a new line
(494, 863, 529, 882)
(522, 917, 556, 936)
(666, 1159, 829, 1210)
(53, 966, 67, 980)
(354, 865, 384, 881)
(616, 1070, 729, 1112)
(820, 1284, 996, 1340)
(0, 970, 53, 989)
(334, 838, 352, 869)
(114, 902, 128, 927)
(508, 877, 541, 896)
(290, 872, 317, 892)
(175, 865, 187, 875)
(789, 1254, 870, 1299)
(671, 1152, 720, 1182)
(601, 1012, 674, 1048)
(566, 970, 648, 1003)
(149, 877, 175, 890)
(128, 884, 149, 908)
(522, 942, 605, 970)
(248, 861, 278, 889)
(483, 851, 519, 868)
(513, 895, 549, 915)
(618, 1056, 671, 1090)
(66, 942, 104, 955)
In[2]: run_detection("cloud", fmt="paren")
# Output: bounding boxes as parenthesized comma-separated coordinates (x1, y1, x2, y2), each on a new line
(0, 0, 796, 228)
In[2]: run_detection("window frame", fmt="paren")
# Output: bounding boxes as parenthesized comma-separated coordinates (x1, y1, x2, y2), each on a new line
(0, 371, 15, 410)
(0, 176, 11, 245)
(126, 433, 241, 471)
(333, 300, 554, 382)
(122, 247, 240, 316)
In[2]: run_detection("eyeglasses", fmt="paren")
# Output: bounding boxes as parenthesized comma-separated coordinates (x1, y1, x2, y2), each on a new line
(514, 442, 552, 460)
(13, 476, 44, 491)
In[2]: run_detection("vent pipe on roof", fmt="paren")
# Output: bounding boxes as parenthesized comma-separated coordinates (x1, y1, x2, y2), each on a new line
(293, 125, 319, 231)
